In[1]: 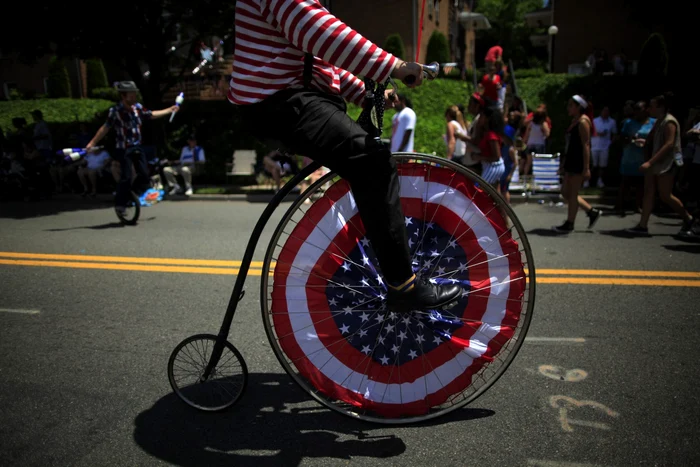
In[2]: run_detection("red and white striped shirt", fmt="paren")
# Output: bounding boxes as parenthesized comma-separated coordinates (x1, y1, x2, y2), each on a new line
(228, 0, 398, 107)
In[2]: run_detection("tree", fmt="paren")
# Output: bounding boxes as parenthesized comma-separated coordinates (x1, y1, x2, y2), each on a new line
(383, 34, 406, 61)
(474, 0, 542, 68)
(426, 31, 450, 65)
(1, 0, 236, 106)
(47, 56, 72, 98)
(85, 58, 109, 92)
(638, 33, 669, 78)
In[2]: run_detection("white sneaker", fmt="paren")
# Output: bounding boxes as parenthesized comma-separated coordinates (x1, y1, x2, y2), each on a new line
(597, 178, 605, 188)
(185, 187, 193, 196)
(169, 185, 181, 195)
(583, 180, 590, 188)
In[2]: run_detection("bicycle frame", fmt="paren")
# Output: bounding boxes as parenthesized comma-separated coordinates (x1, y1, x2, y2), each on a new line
(202, 161, 321, 379)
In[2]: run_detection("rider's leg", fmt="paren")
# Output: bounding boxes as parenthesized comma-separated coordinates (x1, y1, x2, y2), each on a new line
(113, 149, 132, 208)
(243, 90, 460, 309)
(130, 149, 151, 196)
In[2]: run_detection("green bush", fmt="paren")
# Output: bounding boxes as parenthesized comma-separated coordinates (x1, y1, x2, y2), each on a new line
(638, 33, 669, 78)
(90, 87, 143, 102)
(513, 68, 546, 79)
(383, 34, 406, 60)
(0, 98, 113, 151)
(47, 56, 72, 98)
(425, 31, 450, 65)
(85, 58, 109, 91)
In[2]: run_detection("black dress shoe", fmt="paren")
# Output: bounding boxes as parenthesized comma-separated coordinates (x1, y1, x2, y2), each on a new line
(387, 276, 462, 313)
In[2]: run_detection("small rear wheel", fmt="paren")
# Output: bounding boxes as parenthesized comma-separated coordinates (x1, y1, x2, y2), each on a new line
(116, 191, 140, 225)
(168, 334, 249, 412)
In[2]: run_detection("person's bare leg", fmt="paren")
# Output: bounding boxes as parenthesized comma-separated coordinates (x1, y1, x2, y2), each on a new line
(657, 173, 692, 222)
(639, 173, 656, 229)
(577, 194, 592, 213)
(77, 168, 89, 193)
(88, 169, 98, 194)
(566, 175, 584, 223)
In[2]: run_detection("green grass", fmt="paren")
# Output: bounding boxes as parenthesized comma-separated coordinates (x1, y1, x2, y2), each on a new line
(0, 98, 114, 133)
(347, 79, 474, 157)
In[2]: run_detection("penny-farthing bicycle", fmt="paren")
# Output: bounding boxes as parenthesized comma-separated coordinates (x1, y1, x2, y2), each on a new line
(167, 63, 536, 424)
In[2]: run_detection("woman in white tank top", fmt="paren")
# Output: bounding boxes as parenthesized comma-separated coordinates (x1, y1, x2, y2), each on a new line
(524, 110, 550, 155)
(445, 105, 467, 165)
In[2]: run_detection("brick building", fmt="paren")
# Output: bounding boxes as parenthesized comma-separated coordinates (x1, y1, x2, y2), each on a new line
(0, 54, 89, 100)
(526, 0, 669, 74)
(327, 0, 476, 70)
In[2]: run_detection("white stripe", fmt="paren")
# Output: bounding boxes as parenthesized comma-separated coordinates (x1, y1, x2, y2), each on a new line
(310, 19, 343, 56)
(0, 308, 40, 314)
(336, 33, 364, 70)
(526, 337, 586, 343)
(286, 177, 510, 405)
(321, 25, 351, 63)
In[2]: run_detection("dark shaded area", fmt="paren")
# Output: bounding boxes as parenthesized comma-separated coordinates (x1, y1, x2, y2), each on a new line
(0, 198, 113, 220)
(663, 244, 700, 254)
(134, 372, 494, 467)
(526, 228, 594, 237)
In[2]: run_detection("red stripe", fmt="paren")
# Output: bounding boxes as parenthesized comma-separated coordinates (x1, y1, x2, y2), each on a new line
(416, 0, 426, 62)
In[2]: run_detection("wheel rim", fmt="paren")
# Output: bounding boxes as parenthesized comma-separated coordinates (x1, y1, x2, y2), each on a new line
(117, 193, 140, 223)
(168, 334, 248, 412)
(261, 154, 535, 424)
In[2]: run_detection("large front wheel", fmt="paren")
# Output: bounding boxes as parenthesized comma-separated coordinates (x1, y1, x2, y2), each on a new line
(260, 153, 535, 424)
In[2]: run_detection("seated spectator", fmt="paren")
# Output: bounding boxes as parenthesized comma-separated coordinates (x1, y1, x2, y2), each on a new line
(77, 148, 112, 197)
(164, 135, 206, 196)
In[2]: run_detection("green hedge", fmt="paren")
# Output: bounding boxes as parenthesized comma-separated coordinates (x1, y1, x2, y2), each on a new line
(47, 57, 72, 98)
(383, 34, 406, 61)
(85, 58, 109, 91)
(0, 98, 114, 152)
(426, 31, 450, 65)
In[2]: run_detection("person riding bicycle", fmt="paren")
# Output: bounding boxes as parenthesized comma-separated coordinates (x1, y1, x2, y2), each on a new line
(231, 0, 461, 311)
(85, 81, 179, 214)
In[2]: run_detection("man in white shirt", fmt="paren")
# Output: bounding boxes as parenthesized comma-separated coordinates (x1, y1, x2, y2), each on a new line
(163, 135, 206, 196)
(590, 106, 617, 188)
(390, 94, 416, 153)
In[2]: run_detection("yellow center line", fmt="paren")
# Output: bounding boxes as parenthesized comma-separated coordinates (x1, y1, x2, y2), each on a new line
(537, 277, 700, 287)
(536, 269, 700, 279)
(0, 251, 270, 268)
(0, 252, 698, 286)
(0, 259, 250, 275)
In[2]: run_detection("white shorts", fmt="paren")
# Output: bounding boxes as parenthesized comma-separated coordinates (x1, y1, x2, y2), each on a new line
(591, 148, 609, 168)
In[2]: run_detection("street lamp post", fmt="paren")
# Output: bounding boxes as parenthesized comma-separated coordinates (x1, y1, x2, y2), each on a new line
(548, 25, 558, 73)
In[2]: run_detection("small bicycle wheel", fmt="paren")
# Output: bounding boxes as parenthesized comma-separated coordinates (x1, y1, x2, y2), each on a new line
(116, 191, 141, 225)
(261, 153, 535, 424)
(168, 334, 249, 412)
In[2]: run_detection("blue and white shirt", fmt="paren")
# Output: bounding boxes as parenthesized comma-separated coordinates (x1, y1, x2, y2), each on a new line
(180, 145, 205, 166)
(105, 102, 152, 149)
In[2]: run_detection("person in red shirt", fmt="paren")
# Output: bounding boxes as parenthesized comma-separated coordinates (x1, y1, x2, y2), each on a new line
(479, 63, 502, 102)
(474, 103, 506, 189)
(485, 44, 503, 65)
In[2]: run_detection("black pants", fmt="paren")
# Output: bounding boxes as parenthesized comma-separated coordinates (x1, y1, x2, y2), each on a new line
(113, 146, 150, 207)
(241, 90, 413, 284)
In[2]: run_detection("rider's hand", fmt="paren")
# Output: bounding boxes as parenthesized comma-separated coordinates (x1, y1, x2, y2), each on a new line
(169, 105, 180, 114)
(384, 89, 397, 109)
(85, 141, 95, 150)
(391, 60, 423, 88)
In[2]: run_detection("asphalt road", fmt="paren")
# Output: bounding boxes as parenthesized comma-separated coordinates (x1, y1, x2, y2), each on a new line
(1, 197, 699, 467)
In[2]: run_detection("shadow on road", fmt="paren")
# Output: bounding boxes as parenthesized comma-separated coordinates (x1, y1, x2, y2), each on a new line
(43, 217, 156, 231)
(663, 244, 700, 254)
(526, 228, 594, 237)
(0, 199, 110, 220)
(133, 373, 494, 466)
